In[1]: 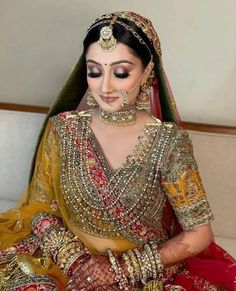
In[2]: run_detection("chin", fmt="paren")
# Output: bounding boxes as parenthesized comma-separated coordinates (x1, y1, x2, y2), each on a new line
(99, 103, 122, 112)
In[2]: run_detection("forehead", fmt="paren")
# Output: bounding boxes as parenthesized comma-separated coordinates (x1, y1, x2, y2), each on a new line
(86, 42, 142, 65)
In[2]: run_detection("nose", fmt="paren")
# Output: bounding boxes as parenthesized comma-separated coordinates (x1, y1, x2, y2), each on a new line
(101, 72, 114, 94)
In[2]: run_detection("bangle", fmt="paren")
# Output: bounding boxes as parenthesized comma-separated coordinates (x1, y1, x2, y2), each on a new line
(122, 253, 135, 286)
(139, 248, 151, 284)
(128, 249, 141, 282)
(144, 243, 157, 279)
(149, 242, 164, 273)
(31, 213, 91, 277)
(42, 227, 75, 259)
(107, 249, 130, 290)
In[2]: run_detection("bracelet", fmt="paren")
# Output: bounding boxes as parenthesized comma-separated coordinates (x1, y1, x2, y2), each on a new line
(122, 253, 135, 286)
(59, 248, 90, 276)
(31, 212, 63, 238)
(149, 241, 164, 273)
(144, 243, 157, 279)
(42, 227, 75, 258)
(121, 243, 164, 287)
(107, 249, 130, 290)
(139, 248, 151, 284)
(128, 249, 141, 282)
(31, 213, 91, 277)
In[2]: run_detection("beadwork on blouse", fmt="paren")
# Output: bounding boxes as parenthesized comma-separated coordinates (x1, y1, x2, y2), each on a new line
(43, 110, 213, 246)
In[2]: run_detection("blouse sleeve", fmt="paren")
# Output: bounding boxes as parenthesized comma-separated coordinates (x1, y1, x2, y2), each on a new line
(161, 124, 214, 230)
(27, 119, 60, 205)
(0, 120, 61, 248)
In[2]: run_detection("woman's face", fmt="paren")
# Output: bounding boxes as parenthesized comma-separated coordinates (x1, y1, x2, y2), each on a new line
(86, 42, 145, 112)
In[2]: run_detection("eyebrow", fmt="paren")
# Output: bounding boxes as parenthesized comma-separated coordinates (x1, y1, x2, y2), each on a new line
(86, 59, 135, 66)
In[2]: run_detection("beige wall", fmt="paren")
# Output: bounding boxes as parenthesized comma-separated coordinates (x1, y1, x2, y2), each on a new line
(0, 0, 235, 126)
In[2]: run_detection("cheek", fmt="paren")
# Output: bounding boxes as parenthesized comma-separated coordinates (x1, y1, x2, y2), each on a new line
(87, 78, 100, 92)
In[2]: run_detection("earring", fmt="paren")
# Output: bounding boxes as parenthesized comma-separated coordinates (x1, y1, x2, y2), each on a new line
(136, 69, 154, 110)
(86, 89, 97, 107)
(115, 88, 129, 108)
(136, 83, 150, 110)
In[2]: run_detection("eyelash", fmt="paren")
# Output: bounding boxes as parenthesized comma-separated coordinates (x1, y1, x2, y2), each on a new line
(87, 72, 101, 78)
(114, 72, 130, 79)
(87, 72, 130, 79)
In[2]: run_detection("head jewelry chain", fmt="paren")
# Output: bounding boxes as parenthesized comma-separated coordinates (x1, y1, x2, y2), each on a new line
(87, 15, 153, 60)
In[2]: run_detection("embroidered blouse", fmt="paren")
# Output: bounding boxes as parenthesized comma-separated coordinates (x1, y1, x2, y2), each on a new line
(29, 110, 214, 247)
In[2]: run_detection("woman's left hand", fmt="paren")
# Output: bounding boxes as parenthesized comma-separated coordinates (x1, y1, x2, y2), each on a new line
(65, 254, 118, 290)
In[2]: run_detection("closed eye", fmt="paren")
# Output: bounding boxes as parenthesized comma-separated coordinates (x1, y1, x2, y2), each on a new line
(114, 72, 130, 79)
(87, 72, 102, 78)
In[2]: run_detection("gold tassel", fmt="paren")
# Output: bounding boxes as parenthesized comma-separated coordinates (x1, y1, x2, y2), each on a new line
(143, 279, 164, 291)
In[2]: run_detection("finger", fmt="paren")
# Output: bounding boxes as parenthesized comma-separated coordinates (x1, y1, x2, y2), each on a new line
(73, 261, 93, 279)
(81, 277, 99, 290)
(67, 263, 93, 288)
(65, 286, 78, 291)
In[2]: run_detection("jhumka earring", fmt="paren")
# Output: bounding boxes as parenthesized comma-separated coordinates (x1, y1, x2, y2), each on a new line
(136, 69, 154, 110)
(86, 89, 97, 107)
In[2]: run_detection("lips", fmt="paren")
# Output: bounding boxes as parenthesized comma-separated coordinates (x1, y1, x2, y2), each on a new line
(100, 95, 119, 102)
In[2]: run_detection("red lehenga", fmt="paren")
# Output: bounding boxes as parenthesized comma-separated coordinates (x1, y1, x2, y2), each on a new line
(1, 110, 235, 290)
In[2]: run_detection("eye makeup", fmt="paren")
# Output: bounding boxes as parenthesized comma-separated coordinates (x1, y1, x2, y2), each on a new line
(87, 63, 132, 79)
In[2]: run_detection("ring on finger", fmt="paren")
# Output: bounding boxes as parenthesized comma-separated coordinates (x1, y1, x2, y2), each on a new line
(86, 276, 93, 283)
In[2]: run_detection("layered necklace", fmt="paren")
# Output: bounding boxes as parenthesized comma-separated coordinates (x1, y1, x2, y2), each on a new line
(99, 108, 137, 126)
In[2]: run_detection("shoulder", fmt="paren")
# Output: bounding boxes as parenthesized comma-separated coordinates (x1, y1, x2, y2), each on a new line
(49, 110, 92, 126)
(48, 110, 92, 137)
(158, 122, 193, 156)
(161, 122, 190, 141)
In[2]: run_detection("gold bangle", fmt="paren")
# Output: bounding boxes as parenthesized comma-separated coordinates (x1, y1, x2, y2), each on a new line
(57, 241, 82, 262)
(127, 249, 142, 282)
(144, 243, 157, 279)
(149, 242, 164, 273)
(107, 249, 129, 290)
(122, 253, 135, 286)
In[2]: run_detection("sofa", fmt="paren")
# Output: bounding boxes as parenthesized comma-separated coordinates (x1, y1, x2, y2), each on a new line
(0, 109, 235, 258)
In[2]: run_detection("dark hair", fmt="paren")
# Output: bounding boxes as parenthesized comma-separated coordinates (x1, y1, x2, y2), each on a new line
(83, 17, 153, 69)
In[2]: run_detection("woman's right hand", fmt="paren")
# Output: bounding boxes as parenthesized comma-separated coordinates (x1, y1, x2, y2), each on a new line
(65, 254, 121, 290)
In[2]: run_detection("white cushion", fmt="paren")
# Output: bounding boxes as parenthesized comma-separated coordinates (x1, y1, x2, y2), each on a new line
(215, 236, 236, 258)
(0, 199, 17, 213)
(0, 110, 46, 202)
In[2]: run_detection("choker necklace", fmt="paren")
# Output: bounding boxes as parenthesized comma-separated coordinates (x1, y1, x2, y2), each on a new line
(100, 108, 137, 126)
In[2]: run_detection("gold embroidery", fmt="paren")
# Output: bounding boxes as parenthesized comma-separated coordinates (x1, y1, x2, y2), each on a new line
(161, 127, 214, 230)
(48, 112, 214, 241)
(29, 123, 59, 204)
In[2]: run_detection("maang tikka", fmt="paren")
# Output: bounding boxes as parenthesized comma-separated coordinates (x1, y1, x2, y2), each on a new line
(98, 16, 118, 52)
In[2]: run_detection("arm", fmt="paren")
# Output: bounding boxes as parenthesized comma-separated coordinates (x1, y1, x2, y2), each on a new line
(158, 223, 214, 267)
(160, 125, 214, 266)
(67, 126, 216, 290)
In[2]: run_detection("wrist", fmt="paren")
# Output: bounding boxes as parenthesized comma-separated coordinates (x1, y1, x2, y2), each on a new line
(120, 242, 164, 287)
(30, 212, 91, 276)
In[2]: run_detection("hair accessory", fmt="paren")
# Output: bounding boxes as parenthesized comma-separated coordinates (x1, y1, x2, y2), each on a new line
(89, 11, 161, 56)
(98, 16, 118, 51)
(89, 18, 153, 59)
